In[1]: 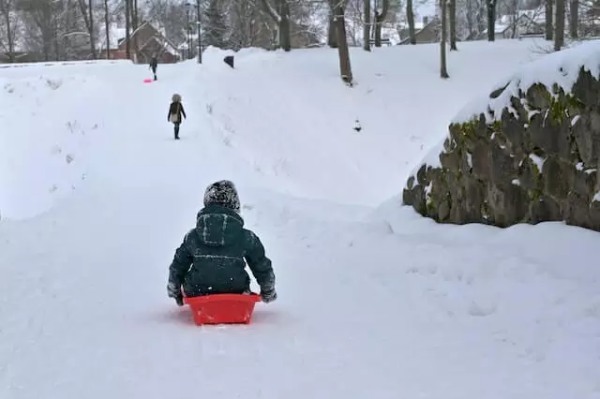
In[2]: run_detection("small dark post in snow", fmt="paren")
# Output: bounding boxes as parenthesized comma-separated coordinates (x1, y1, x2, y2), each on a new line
(224, 56, 234, 68)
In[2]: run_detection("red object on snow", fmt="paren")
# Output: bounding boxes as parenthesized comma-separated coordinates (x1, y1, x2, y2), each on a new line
(183, 293, 261, 325)
(143, 78, 153, 83)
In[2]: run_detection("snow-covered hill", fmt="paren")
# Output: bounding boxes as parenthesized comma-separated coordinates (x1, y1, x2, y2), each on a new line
(1, 40, 599, 399)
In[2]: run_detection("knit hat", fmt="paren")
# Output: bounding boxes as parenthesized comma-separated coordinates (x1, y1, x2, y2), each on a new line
(203, 180, 240, 212)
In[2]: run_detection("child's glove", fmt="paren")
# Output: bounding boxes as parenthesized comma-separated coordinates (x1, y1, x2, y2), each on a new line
(167, 282, 184, 306)
(260, 287, 277, 303)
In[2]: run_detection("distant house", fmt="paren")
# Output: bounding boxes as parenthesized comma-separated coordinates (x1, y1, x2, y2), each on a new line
(399, 16, 440, 44)
(99, 22, 180, 63)
(397, 20, 425, 42)
(498, 8, 546, 38)
(476, 7, 546, 40)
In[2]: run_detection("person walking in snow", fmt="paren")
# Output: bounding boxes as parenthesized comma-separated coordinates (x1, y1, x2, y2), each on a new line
(149, 56, 158, 80)
(167, 180, 277, 306)
(168, 93, 186, 140)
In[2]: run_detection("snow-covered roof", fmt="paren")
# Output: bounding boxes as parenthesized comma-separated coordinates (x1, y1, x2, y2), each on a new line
(398, 21, 426, 30)
(163, 41, 180, 55)
(495, 23, 510, 33)
(498, 7, 546, 26)
(97, 23, 126, 50)
(482, 23, 510, 34)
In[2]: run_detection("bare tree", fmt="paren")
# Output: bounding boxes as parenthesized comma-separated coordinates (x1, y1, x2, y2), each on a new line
(0, 0, 17, 61)
(507, 0, 518, 38)
(407, 0, 416, 44)
(146, 0, 187, 46)
(440, 0, 449, 78)
(228, 0, 272, 49)
(77, 0, 96, 58)
(555, 0, 565, 50)
(18, 0, 62, 61)
(461, 0, 488, 39)
(545, 0, 554, 40)
(288, 0, 323, 47)
(260, 0, 291, 51)
(449, 0, 457, 49)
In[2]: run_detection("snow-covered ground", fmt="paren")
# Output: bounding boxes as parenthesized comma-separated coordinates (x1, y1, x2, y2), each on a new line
(1, 39, 599, 399)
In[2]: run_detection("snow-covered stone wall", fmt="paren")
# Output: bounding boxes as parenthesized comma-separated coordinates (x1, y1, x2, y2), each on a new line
(403, 40, 600, 231)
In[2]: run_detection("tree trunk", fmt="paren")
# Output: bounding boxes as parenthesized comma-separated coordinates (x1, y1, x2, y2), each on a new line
(569, 0, 578, 38)
(88, 0, 96, 58)
(449, 0, 457, 50)
(554, 0, 565, 50)
(440, 0, 449, 78)
(374, 0, 389, 47)
(487, 0, 496, 42)
(545, 0, 554, 40)
(125, 0, 131, 59)
(332, 1, 353, 85)
(78, 0, 95, 57)
(104, 0, 110, 58)
(363, 0, 371, 50)
(407, 0, 416, 44)
(328, 13, 338, 47)
(260, 0, 291, 51)
(509, 0, 518, 38)
(132, 0, 138, 61)
(477, 2, 486, 34)
(279, 0, 291, 51)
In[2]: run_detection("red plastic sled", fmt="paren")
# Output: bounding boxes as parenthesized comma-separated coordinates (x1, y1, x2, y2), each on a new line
(143, 78, 153, 83)
(183, 293, 261, 325)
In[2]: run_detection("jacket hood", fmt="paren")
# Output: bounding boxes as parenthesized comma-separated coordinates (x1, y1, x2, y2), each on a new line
(195, 205, 244, 247)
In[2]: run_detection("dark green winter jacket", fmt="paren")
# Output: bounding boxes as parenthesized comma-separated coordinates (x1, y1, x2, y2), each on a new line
(168, 204, 275, 297)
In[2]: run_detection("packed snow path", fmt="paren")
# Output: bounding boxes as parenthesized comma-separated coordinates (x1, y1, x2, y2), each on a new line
(1, 42, 600, 399)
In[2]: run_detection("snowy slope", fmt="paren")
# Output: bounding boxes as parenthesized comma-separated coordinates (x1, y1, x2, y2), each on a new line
(1, 39, 599, 399)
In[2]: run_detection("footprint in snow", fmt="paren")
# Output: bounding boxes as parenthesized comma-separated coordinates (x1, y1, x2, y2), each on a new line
(468, 300, 497, 317)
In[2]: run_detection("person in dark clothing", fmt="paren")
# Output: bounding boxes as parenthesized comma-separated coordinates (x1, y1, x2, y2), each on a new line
(149, 56, 158, 80)
(167, 180, 277, 306)
(167, 93, 186, 140)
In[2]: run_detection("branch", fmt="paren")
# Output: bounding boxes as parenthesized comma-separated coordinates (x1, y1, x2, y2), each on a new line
(260, 0, 281, 23)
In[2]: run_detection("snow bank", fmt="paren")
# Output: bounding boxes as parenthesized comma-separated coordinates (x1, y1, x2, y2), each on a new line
(197, 39, 546, 205)
(0, 63, 132, 220)
(1, 38, 599, 399)
(453, 40, 600, 123)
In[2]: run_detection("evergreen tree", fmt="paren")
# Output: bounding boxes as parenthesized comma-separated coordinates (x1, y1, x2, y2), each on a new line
(204, 0, 227, 48)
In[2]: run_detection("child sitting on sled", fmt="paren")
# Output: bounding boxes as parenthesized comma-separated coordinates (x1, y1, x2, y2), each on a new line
(167, 180, 277, 305)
